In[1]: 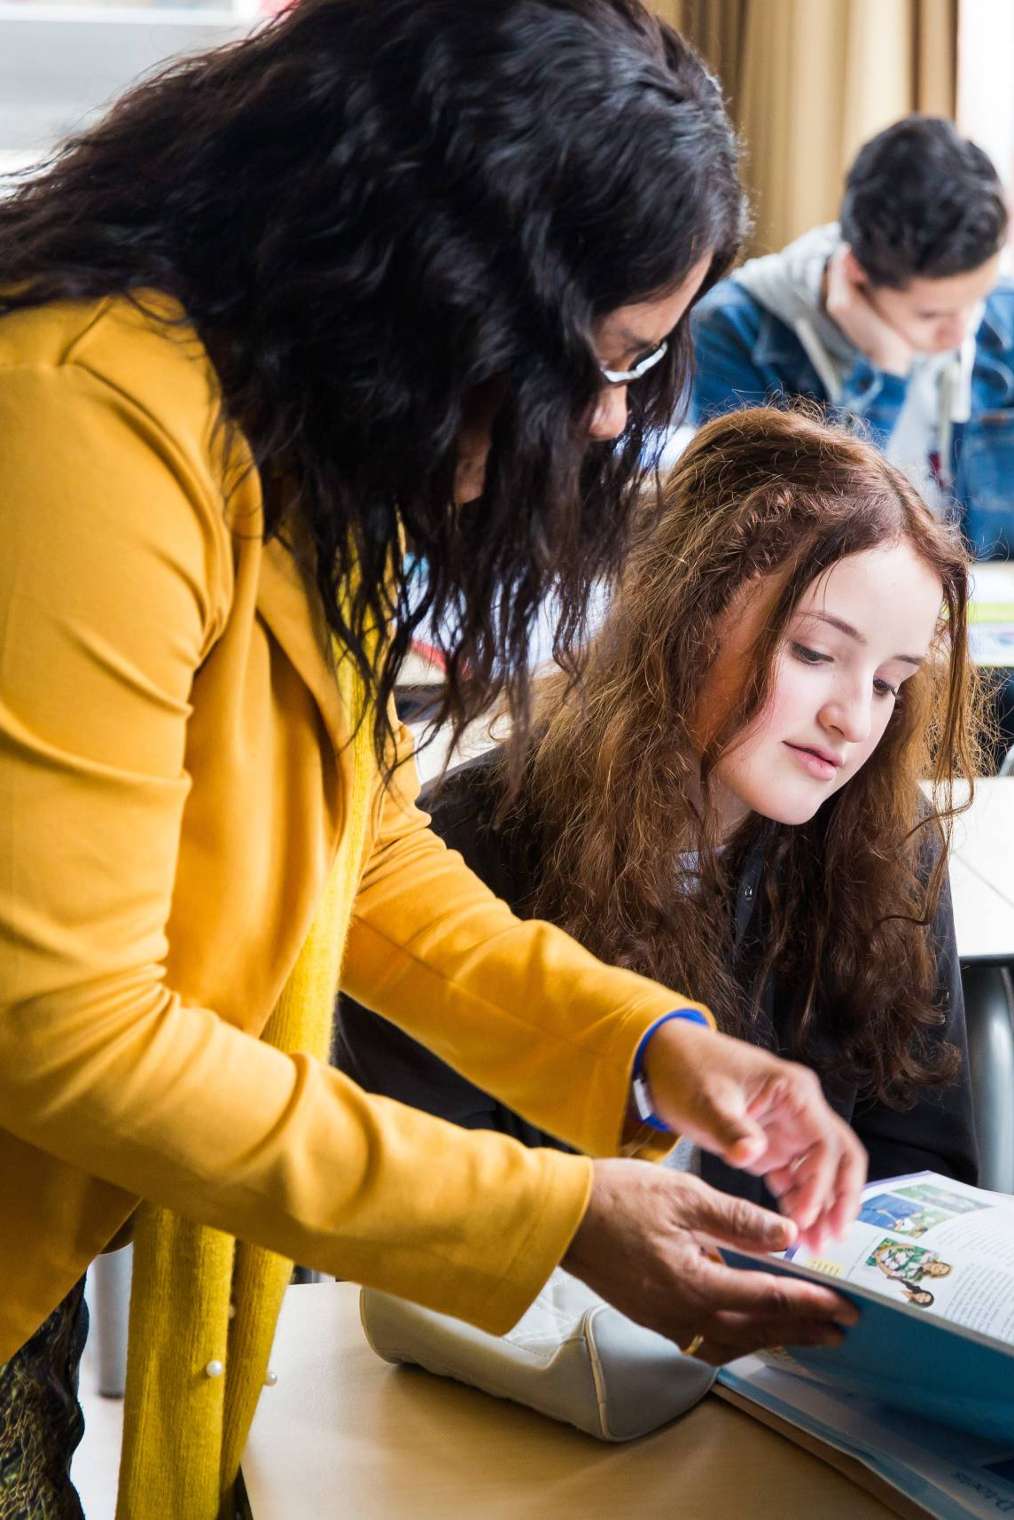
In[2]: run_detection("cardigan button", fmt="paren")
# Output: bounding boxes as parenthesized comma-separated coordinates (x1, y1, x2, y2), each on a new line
(264, 1369, 279, 1387)
(205, 1359, 225, 1379)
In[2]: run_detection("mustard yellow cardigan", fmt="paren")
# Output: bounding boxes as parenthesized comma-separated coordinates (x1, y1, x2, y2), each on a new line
(0, 295, 702, 1511)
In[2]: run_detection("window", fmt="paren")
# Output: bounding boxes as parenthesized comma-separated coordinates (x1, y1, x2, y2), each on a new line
(957, 0, 1014, 192)
(0, 2, 256, 177)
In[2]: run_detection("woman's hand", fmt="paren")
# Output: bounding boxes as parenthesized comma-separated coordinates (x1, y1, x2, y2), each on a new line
(644, 1021, 867, 1250)
(562, 1160, 859, 1365)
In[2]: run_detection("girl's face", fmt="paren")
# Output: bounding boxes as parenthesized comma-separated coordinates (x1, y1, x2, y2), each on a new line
(705, 541, 944, 837)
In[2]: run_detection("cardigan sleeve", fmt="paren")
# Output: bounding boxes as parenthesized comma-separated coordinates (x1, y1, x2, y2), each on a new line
(341, 735, 699, 1161)
(0, 358, 686, 1335)
(335, 755, 574, 1151)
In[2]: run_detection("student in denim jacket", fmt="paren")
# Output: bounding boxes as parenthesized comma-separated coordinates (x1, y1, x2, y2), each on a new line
(690, 117, 1014, 561)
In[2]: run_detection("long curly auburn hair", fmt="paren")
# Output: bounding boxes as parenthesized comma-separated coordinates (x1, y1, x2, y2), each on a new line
(523, 407, 990, 1106)
(0, 0, 745, 766)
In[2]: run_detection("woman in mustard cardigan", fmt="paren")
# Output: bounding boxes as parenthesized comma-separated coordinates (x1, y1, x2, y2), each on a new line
(0, 3, 862, 1515)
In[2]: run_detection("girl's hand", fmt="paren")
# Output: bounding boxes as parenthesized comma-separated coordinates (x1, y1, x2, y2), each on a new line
(562, 1160, 859, 1365)
(644, 1020, 867, 1250)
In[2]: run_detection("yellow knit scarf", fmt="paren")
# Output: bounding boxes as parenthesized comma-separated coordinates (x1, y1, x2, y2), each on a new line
(117, 650, 373, 1520)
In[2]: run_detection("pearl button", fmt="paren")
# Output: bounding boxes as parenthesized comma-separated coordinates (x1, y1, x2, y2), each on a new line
(228, 1303, 237, 1319)
(205, 1359, 225, 1379)
(264, 1369, 278, 1387)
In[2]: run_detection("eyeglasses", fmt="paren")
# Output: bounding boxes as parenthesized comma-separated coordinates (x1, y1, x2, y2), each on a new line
(598, 338, 669, 388)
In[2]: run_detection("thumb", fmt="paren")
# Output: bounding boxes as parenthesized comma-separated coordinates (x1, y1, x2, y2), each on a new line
(684, 1185, 798, 1256)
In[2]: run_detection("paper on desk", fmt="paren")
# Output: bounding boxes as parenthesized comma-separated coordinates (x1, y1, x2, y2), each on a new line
(968, 603, 1014, 668)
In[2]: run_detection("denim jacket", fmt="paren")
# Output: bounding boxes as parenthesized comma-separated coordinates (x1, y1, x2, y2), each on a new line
(690, 276, 1014, 560)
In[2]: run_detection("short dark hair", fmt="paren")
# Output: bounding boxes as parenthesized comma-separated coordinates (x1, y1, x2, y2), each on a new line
(0, 0, 746, 767)
(840, 115, 1008, 289)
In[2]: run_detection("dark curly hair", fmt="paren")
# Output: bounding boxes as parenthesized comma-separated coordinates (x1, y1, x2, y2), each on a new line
(841, 115, 1007, 289)
(0, 0, 745, 765)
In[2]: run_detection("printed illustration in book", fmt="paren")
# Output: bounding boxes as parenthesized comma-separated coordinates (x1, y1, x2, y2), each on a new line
(719, 1172, 1014, 1520)
(785, 1172, 1011, 1340)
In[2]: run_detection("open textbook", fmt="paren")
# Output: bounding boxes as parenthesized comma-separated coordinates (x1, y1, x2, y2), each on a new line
(720, 1171, 1014, 1520)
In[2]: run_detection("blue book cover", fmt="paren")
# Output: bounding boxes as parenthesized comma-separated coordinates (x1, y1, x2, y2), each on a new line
(721, 1171, 1014, 1444)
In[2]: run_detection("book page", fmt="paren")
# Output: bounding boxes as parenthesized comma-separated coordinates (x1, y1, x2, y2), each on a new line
(786, 1172, 1014, 1346)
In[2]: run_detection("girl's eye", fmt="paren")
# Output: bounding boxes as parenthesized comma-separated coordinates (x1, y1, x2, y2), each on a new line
(790, 641, 831, 666)
(874, 677, 899, 699)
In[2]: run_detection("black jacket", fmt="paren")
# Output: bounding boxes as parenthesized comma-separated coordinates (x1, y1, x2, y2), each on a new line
(335, 749, 979, 1203)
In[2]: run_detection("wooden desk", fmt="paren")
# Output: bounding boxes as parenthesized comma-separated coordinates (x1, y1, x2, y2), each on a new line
(242, 1282, 895, 1519)
(924, 777, 1014, 1191)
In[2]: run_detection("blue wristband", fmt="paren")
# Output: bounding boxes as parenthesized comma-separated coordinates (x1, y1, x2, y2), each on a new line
(631, 1008, 710, 1133)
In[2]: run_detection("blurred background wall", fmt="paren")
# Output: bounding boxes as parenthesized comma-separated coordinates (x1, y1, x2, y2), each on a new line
(0, 3, 249, 177)
(651, 0, 1012, 255)
(1, 0, 1012, 254)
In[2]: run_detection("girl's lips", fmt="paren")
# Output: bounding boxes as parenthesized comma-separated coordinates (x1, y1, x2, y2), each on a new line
(784, 742, 841, 781)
